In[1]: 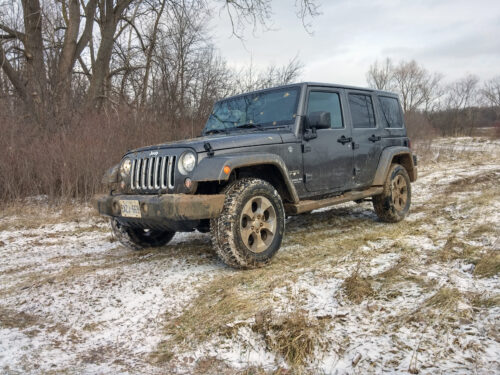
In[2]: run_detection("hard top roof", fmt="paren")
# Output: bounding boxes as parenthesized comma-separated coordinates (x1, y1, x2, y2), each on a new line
(219, 82, 398, 103)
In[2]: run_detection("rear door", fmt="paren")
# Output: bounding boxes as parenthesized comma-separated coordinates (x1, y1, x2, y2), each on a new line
(347, 90, 384, 188)
(302, 87, 353, 192)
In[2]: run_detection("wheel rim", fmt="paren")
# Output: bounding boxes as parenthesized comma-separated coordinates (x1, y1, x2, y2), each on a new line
(391, 174, 408, 211)
(240, 196, 277, 253)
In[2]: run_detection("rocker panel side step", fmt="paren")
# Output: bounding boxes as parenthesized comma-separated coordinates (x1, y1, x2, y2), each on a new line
(285, 187, 383, 215)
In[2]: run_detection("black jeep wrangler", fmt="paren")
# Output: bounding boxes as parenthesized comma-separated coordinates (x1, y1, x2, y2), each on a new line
(95, 82, 417, 268)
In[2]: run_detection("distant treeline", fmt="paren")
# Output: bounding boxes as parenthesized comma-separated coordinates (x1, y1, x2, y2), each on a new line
(366, 58, 500, 139)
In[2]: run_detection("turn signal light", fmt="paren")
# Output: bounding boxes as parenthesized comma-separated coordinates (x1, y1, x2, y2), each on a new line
(223, 166, 231, 175)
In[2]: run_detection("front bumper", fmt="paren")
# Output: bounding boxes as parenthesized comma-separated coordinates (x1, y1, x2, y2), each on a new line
(94, 193, 225, 221)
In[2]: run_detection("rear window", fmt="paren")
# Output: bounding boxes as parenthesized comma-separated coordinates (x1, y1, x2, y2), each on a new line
(348, 93, 376, 128)
(379, 96, 404, 128)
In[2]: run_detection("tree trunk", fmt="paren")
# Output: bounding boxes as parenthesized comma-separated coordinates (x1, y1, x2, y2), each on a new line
(21, 0, 47, 124)
(140, 0, 166, 107)
(86, 0, 133, 110)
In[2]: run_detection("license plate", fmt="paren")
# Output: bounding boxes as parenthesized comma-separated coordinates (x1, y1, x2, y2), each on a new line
(119, 200, 141, 218)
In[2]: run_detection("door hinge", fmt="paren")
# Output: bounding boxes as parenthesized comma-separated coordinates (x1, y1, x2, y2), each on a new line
(353, 168, 360, 176)
(304, 173, 312, 182)
(302, 144, 311, 153)
(204, 142, 214, 156)
(352, 142, 359, 150)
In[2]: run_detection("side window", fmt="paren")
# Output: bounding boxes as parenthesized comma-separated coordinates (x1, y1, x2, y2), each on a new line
(348, 93, 376, 128)
(307, 91, 343, 129)
(379, 96, 404, 128)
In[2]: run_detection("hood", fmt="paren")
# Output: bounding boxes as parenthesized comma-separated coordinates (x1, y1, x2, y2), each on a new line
(128, 131, 284, 154)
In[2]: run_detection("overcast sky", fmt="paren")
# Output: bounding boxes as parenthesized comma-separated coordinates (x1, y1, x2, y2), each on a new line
(209, 0, 500, 86)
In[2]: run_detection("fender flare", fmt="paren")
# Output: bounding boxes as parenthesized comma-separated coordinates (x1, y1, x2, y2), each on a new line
(192, 152, 300, 203)
(372, 147, 417, 185)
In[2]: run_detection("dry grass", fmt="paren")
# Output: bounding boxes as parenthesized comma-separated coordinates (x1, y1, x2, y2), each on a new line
(444, 169, 500, 194)
(0, 201, 100, 231)
(162, 269, 287, 346)
(0, 307, 70, 337)
(372, 256, 436, 298)
(469, 293, 500, 309)
(425, 287, 464, 312)
(252, 309, 320, 368)
(0, 108, 203, 202)
(341, 267, 375, 304)
(469, 223, 496, 238)
(389, 287, 471, 329)
(0, 307, 41, 331)
(474, 252, 500, 278)
(434, 235, 480, 263)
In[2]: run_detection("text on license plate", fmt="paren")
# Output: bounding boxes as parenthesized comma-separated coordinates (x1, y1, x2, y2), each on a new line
(119, 200, 141, 218)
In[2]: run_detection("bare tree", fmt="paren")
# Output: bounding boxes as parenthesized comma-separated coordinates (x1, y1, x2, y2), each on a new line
(85, 0, 135, 109)
(481, 76, 500, 107)
(232, 55, 303, 93)
(432, 74, 480, 136)
(1, 0, 320, 123)
(366, 58, 442, 113)
(223, 0, 320, 38)
(0, 0, 98, 124)
(445, 74, 479, 110)
(391, 60, 442, 113)
(366, 58, 393, 90)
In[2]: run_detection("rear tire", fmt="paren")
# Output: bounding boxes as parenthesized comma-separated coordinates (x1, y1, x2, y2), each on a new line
(373, 163, 411, 223)
(110, 219, 175, 250)
(211, 178, 285, 269)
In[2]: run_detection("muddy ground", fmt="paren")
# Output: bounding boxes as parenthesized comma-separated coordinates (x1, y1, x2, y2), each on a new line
(0, 137, 499, 374)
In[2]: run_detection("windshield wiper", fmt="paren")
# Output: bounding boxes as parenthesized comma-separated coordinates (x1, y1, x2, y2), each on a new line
(233, 123, 264, 131)
(204, 128, 228, 135)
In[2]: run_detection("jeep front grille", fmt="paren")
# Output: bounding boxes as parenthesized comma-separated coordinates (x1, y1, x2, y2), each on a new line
(130, 155, 175, 190)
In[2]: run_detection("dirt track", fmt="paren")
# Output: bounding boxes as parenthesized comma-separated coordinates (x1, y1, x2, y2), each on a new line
(1, 137, 499, 374)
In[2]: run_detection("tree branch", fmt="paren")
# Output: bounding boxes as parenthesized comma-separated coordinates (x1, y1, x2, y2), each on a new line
(75, 0, 98, 58)
(108, 65, 145, 77)
(77, 56, 92, 77)
(0, 43, 28, 101)
(0, 34, 16, 40)
(0, 23, 26, 41)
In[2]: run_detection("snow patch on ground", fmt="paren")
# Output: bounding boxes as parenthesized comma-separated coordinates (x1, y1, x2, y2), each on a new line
(1, 137, 499, 374)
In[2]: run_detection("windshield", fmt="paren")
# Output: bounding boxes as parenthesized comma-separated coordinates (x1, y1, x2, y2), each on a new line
(203, 86, 301, 134)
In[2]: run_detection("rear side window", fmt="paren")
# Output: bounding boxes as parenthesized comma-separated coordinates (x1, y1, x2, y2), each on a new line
(307, 91, 343, 129)
(379, 96, 404, 128)
(348, 93, 376, 128)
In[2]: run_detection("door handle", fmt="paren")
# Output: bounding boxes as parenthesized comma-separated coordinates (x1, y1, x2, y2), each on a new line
(368, 134, 381, 142)
(337, 135, 352, 145)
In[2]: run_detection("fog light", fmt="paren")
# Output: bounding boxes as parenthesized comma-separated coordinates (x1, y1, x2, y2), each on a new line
(185, 178, 193, 189)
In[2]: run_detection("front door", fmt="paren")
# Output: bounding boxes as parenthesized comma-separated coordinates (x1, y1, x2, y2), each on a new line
(302, 88, 353, 192)
(346, 91, 384, 188)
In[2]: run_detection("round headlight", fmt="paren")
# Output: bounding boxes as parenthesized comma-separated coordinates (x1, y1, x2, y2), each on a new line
(179, 152, 196, 174)
(120, 158, 132, 178)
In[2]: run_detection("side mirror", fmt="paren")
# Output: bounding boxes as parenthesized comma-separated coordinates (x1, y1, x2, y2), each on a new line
(307, 111, 331, 129)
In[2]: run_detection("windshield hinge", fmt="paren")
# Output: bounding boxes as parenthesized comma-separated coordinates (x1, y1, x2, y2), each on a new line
(204, 142, 214, 157)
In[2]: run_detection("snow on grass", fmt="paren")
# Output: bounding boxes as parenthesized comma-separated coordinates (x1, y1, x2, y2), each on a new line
(0, 217, 224, 374)
(1, 137, 499, 374)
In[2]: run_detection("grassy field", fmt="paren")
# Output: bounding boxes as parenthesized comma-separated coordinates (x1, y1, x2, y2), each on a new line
(0, 137, 499, 374)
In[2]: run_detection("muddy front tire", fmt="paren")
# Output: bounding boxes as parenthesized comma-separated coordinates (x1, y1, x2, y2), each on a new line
(211, 178, 285, 269)
(110, 219, 175, 250)
(373, 163, 411, 223)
